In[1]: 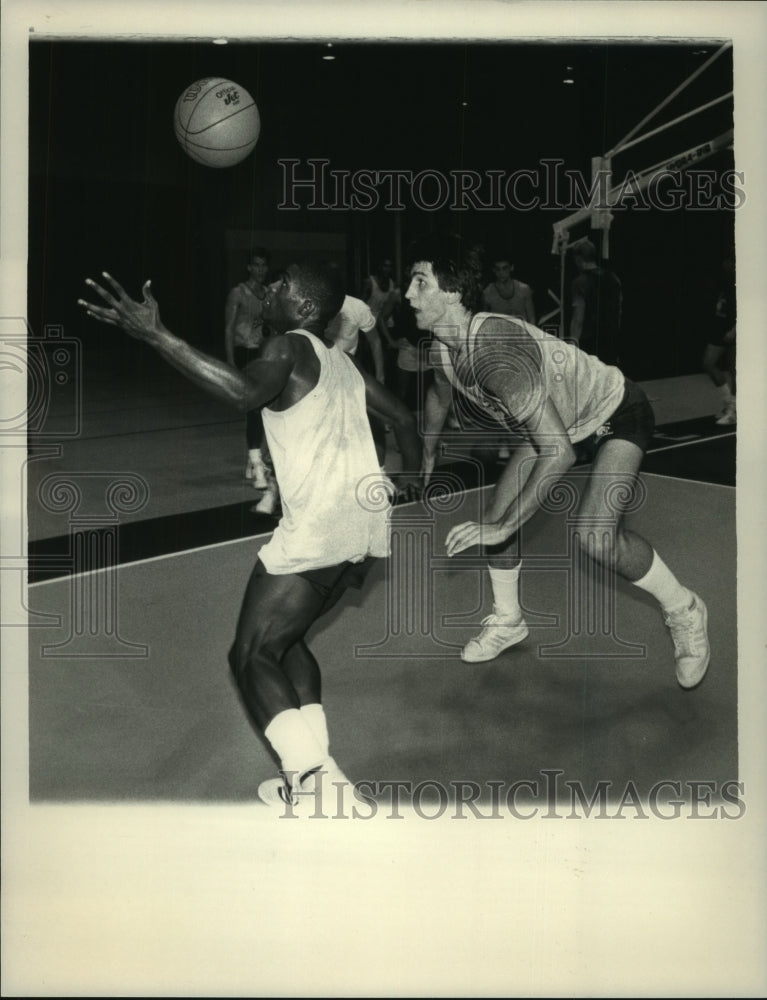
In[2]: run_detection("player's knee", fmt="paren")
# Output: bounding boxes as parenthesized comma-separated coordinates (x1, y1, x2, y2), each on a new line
(228, 620, 285, 684)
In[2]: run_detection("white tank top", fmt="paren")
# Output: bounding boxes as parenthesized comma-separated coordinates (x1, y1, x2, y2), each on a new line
(258, 330, 392, 574)
(431, 313, 625, 442)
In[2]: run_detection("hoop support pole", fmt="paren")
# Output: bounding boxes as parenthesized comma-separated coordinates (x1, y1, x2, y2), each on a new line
(605, 41, 732, 157)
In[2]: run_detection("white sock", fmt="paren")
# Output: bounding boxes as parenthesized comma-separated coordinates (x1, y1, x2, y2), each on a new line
(718, 383, 734, 403)
(264, 708, 325, 780)
(633, 551, 692, 615)
(488, 564, 522, 620)
(300, 703, 330, 758)
(249, 448, 264, 463)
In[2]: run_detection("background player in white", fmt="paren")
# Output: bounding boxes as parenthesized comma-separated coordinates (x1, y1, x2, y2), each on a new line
(481, 251, 536, 323)
(79, 262, 422, 811)
(224, 249, 271, 487)
(409, 235, 709, 689)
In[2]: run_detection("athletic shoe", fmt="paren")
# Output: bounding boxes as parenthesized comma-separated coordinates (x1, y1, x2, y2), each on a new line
(251, 488, 278, 515)
(715, 404, 736, 426)
(257, 775, 299, 809)
(258, 759, 364, 816)
(663, 593, 710, 689)
(461, 613, 529, 663)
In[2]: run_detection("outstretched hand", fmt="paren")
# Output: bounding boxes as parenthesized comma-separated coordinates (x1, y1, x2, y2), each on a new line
(78, 272, 163, 342)
(445, 520, 510, 557)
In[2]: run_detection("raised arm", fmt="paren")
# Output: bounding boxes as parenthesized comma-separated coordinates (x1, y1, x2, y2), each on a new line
(79, 273, 293, 412)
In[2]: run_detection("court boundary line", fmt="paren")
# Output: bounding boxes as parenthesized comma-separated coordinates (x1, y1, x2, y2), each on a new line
(645, 431, 736, 456)
(26, 471, 733, 588)
(641, 470, 735, 490)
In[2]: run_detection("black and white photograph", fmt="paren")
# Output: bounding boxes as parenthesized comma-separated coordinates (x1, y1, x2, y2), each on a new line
(2, 1, 766, 996)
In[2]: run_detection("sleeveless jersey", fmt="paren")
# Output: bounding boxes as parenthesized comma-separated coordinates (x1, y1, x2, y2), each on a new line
(430, 312, 625, 442)
(232, 282, 266, 348)
(482, 280, 532, 319)
(365, 275, 399, 327)
(258, 330, 391, 574)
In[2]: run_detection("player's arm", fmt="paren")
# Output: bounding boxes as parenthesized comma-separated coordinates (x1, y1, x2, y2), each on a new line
(421, 365, 453, 482)
(484, 392, 576, 534)
(359, 310, 386, 383)
(445, 394, 576, 556)
(79, 272, 293, 412)
(569, 292, 585, 346)
(523, 286, 537, 325)
(353, 361, 422, 495)
(376, 295, 399, 348)
(224, 287, 239, 365)
(444, 328, 576, 555)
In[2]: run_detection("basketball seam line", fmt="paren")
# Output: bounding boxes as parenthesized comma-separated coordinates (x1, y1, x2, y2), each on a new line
(186, 100, 256, 137)
(180, 135, 259, 153)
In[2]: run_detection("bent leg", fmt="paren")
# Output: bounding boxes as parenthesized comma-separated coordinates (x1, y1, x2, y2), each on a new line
(702, 342, 727, 387)
(578, 438, 708, 687)
(461, 444, 536, 662)
(281, 641, 321, 705)
(229, 561, 327, 731)
(577, 437, 653, 581)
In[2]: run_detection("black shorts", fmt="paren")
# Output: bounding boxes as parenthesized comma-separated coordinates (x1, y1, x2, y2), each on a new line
(297, 556, 377, 603)
(576, 378, 655, 462)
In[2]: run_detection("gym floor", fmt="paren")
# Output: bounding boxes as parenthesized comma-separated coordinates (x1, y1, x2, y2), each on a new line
(25, 361, 737, 806)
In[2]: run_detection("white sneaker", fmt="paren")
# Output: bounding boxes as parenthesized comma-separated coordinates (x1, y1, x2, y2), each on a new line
(258, 759, 363, 816)
(715, 404, 736, 426)
(257, 775, 299, 809)
(663, 593, 710, 689)
(251, 488, 278, 515)
(461, 613, 529, 663)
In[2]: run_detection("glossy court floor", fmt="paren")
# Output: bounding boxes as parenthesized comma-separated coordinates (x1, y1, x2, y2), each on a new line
(24, 355, 737, 807)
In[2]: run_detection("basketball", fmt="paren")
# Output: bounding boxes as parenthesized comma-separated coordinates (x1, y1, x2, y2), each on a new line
(174, 77, 260, 168)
